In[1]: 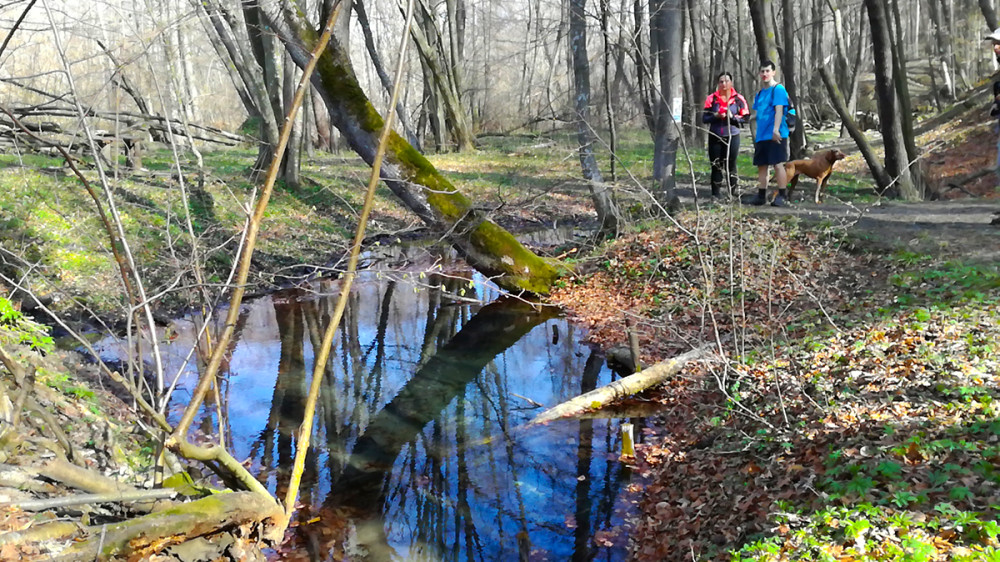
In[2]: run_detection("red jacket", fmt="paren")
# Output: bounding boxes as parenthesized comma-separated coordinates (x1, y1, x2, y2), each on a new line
(702, 89, 749, 138)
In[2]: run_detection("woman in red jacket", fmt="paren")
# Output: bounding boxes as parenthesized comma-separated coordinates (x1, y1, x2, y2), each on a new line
(702, 72, 750, 200)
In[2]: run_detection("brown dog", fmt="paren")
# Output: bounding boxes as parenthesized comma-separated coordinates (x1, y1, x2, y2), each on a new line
(785, 149, 847, 203)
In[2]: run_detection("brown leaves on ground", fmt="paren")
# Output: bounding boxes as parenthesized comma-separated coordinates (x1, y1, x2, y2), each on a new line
(548, 210, 1000, 560)
(549, 211, 876, 362)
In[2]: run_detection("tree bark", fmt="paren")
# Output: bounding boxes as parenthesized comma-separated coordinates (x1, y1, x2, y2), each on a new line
(600, 0, 618, 180)
(570, 0, 620, 233)
(888, 0, 926, 197)
(817, 66, 892, 192)
(650, 0, 683, 211)
(685, 0, 707, 147)
(530, 345, 712, 425)
(864, 0, 916, 200)
(780, 0, 806, 158)
(197, 0, 281, 176)
(748, 0, 779, 64)
(407, 0, 475, 151)
(264, 6, 562, 293)
(633, 0, 655, 135)
(353, 0, 420, 148)
(55, 492, 284, 560)
(980, 0, 999, 32)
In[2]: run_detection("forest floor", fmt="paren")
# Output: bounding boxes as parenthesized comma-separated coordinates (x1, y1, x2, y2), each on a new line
(0, 107, 999, 560)
(545, 119, 1000, 559)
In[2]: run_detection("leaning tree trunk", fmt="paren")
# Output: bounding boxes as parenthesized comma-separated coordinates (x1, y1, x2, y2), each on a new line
(818, 66, 892, 191)
(407, 0, 475, 151)
(650, 0, 683, 212)
(570, 0, 620, 233)
(264, 6, 561, 293)
(864, 0, 917, 200)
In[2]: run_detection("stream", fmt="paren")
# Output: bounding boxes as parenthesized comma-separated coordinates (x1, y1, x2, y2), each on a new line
(97, 248, 638, 561)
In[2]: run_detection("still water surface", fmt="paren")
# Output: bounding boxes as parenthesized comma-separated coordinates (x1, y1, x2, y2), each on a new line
(103, 258, 635, 560)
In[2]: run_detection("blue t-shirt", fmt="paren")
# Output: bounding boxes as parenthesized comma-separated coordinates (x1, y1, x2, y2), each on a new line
(753, 84, 789, 142)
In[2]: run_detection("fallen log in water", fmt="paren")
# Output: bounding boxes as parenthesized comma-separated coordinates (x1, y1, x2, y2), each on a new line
(52, 491, 284, 561)
(529, 345, 714, 425)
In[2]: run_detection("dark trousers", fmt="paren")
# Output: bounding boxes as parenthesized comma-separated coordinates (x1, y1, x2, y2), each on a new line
(708, 135, 740, 195)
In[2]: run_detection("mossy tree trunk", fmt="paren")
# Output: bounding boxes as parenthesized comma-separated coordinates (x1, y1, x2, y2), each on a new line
(262, 3, 562, 294)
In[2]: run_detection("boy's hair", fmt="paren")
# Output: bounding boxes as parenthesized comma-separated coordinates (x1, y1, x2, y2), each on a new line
(760, 60, 776, 71)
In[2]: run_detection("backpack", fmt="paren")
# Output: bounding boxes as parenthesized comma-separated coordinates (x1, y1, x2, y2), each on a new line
(785, 99, 798, 133)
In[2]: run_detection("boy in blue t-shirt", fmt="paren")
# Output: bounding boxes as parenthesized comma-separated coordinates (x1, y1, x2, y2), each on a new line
(752, 60, 790, 206)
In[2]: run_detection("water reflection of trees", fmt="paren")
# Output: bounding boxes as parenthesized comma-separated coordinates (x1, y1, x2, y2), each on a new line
(242, 270, 630, 560)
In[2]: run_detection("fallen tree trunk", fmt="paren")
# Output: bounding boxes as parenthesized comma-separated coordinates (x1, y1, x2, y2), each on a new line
(529, 345, 714, 425)
(53, 492, 284, 561)
(263, 3, 563, 294)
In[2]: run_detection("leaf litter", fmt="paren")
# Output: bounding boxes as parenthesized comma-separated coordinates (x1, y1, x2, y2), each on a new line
(548, 208, 1000, 560)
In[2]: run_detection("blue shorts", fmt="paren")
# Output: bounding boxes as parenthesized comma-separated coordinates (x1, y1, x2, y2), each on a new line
(753, 139, 788, 166)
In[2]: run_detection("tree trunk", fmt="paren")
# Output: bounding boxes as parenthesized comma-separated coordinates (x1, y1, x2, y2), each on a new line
(633, 0, 656, 135)
(980, 0, 999, 32)
(780, 0, 806, 158)
(685, 0, 707, 147)
(197, 0, 281, 177)
(530, 345, 712, 425)
(354, 0, 420, 147)
(650, 0, 683, 212)
(265, 6, 562, 294)
(282, 50, 302, 190)
(748, 0, 779, 64)
(600, 0, 618, 180)
(570, 0, 621, 233)
(864, 0, 917, 200)
(817, 66, 892, 191)
(888, 0, 926, 198)
(408, 0, 475, 151)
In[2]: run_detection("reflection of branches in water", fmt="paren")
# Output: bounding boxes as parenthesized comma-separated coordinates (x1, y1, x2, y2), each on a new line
(326, 298, 554, 496)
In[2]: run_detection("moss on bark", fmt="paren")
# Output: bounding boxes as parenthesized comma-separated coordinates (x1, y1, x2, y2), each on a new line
(281, 12, 562, 294)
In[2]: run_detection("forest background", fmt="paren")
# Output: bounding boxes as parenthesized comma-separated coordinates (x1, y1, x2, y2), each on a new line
(0, 0, 999, 560)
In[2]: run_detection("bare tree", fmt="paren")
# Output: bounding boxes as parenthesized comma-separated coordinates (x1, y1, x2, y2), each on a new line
(864, 0, 917, 199)
(569, 0, 620, 233)
(650, 0, 683, 211)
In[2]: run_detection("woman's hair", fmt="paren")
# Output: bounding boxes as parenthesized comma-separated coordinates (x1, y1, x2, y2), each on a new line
(716, 71, 733, 82)
(993, 80, 1000, 96)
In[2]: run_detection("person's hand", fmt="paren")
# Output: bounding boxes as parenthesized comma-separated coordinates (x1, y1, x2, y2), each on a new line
(772, 130, 781, 142)
(718, 110, 728, 119)
(993, 42, 1000, 55)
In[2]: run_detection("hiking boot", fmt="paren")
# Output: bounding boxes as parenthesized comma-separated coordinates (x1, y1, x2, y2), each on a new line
(749, 194, 767, 206)
(771, 194, 789, 207)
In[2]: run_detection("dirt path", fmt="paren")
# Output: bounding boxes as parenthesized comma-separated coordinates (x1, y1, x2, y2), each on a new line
(752, 198, 1000, 261)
